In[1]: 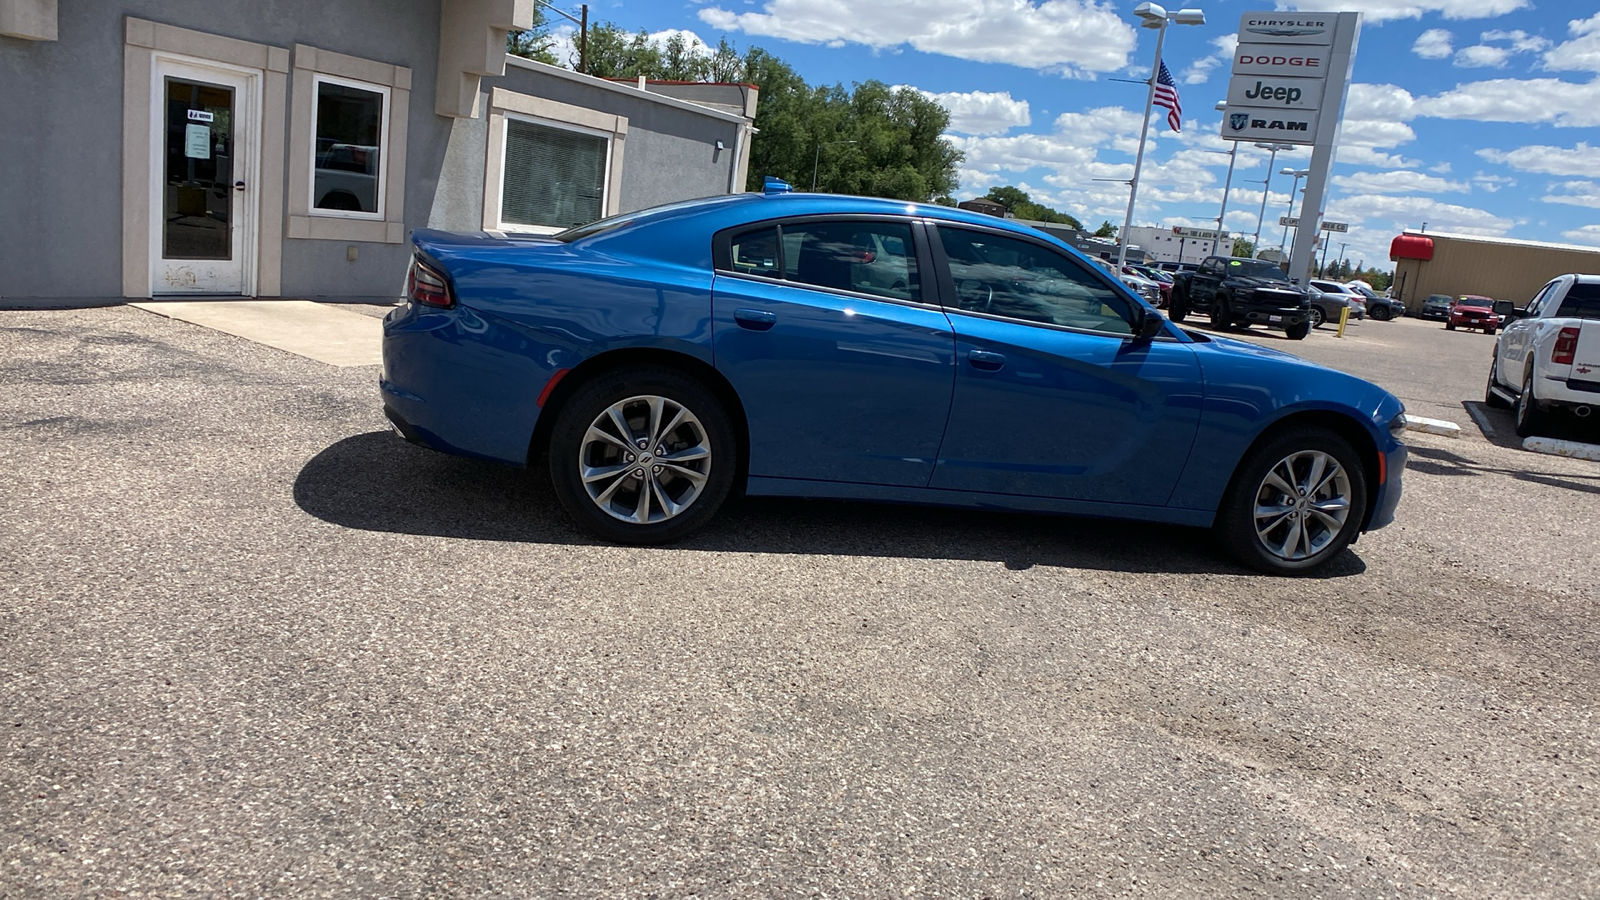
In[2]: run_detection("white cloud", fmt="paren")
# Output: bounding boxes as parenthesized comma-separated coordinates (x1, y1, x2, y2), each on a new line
(1182, 34, 1237, 85)
(1279, 0, 1530, 24)
(1331, 194, 1517, 236)
(1472, 172, 1515, 192)
(1544, 12, 1600, 73)
(1332, 171, 1468, 194)
(901, 88, 1031, 135)
(1561, 225, 1600, 247)
(1454, 44, 1512, 67)
(1412, 77, 1600, 127)
(1477, 143, 1597, 176)
(1431, 162, 1454, 173)
(1413, 29, 1453, 59)
(699, 0, 1137, 76)
(1333, 84, 1421, 167)
(1541, 181, 1600, 209)
(1453, 28, 1551, 67)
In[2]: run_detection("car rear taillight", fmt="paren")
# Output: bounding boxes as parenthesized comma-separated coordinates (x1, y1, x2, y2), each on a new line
(407, 257, 455, 309)
(1552, 326, 1580, 365)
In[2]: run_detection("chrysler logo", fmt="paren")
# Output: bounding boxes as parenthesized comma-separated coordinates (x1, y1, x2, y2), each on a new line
(1229, 113, 1249, 131)
(1245, 26, 1327, 37)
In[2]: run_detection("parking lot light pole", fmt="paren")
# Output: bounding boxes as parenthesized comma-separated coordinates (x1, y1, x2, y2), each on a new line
(1116, 3, 1206, 268)
(1278, 168, 1310, 252)
(1250, 142, 1294, 257)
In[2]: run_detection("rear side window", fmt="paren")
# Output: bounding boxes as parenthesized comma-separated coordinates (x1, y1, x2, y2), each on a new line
(1555, 283, 1600, 319)
(780, 221, 918, 302)
(728, 226, 780, 278)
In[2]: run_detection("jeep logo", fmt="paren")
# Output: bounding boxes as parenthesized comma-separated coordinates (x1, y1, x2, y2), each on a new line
(1243, 80, 1304, 105)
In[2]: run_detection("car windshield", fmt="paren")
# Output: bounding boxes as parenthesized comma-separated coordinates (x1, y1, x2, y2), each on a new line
(1227, 259, 1289, 282)
(552, 195, 732, 242)
(1457, 297, 1492, 309)
(1425, 295, 1451, 306)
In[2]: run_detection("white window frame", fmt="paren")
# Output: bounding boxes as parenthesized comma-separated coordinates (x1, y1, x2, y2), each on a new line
(306, 72, 390, 222)
(496, 113, 614, 235)
(286, 44, 410, 244)
(483, 87, 626, 235)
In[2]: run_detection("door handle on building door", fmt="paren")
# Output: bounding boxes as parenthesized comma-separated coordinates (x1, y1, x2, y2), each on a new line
(234, 181, 246, 192)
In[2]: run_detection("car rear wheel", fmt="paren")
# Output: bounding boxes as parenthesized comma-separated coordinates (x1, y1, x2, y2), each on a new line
(1514, 365, 1548, 439)
(1216, 428, 1368, 575)
(1308, 306, 1326, 328)
(548, 366, 736, 544)
(1371, 306, 1391, 321)
(1485, 359, 1511, 409)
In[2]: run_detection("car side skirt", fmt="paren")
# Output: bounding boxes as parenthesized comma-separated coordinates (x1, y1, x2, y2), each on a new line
(744, 476, 1216, 528)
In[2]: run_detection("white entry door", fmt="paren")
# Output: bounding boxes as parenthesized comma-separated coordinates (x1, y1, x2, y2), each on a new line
(150, 58, 258, 295)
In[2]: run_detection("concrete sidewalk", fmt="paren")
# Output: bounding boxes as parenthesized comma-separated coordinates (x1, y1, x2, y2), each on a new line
(132, 300, 386, 367)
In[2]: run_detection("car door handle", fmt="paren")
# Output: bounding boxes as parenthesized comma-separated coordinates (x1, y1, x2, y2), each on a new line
(733, 308, 776, 331)
(966, 349, 1006, 371)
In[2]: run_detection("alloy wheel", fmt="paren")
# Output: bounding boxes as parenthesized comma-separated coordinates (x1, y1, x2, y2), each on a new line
(578, 395, 712, 524)
(1251, 450, 1352, 562)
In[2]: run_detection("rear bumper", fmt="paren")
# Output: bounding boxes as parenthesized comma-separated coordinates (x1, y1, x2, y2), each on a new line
(379, 302, 553, 466)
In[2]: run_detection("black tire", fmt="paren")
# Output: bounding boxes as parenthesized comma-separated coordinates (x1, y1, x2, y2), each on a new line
(1445, 321, 1456, 331)
(1308, 306, 1326, 328)
(548, 366, 737, 544)
(1485, 359, 1511, 409)
(1210, 294, 1231, 328)
(1285, 320, 1311, 341)
(1514, 365, 1548, 439)
(1485, 327, 1496, 336)
(1169, 285, 1190, 323)
(1215, 427, 1369, 575)
(1371, 306, 1391, 322)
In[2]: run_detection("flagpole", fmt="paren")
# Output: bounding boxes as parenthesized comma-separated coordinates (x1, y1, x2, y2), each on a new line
(1117, 21, 1167, 269)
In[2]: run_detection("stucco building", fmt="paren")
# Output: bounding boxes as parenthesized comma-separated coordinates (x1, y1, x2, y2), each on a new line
(0, 1, 757, 306)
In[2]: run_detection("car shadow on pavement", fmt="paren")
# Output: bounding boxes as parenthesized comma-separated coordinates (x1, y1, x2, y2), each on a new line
(1463, 399, 1600, 450)
(293, 431, 1369, 578)
(1405, 443, 1600, 494)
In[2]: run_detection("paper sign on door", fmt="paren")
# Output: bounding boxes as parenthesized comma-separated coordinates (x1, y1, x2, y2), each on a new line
(185, 123, 211, 159)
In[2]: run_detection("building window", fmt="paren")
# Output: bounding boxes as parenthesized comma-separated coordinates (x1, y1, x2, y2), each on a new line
(482, 87, 626, 235)
(500, 117, 608, 231)
(311, 75, 388, 218)
(286, 45, 410, 244)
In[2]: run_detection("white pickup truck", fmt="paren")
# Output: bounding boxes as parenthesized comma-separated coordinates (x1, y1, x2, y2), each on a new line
(1485, 273, 1600, 437)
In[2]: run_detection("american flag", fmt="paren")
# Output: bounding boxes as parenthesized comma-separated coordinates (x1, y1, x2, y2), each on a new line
(1153, 60, 1182, 132)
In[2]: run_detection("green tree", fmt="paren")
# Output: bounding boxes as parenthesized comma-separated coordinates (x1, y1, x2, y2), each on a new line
(1094, 221, 1118, 238)
(506, 9, 557, 65)
(579, 23, 664, 78)
(1232, 237, 1254, 258)
(983, 186, 1082, 228)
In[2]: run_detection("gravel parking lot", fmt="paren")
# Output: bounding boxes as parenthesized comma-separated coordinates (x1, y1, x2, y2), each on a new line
(3, 306, 1597, 897)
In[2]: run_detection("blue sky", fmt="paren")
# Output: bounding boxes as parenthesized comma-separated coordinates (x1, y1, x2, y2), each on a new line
(554, 1, 1600, 271)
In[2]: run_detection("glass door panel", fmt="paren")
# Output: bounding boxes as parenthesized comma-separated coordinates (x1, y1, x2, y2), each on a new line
(162, 77, 234, 260)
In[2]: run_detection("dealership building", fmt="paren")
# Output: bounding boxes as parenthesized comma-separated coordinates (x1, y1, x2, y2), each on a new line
(1389, 230, 1600, 313)
(0, 1, 757, 307)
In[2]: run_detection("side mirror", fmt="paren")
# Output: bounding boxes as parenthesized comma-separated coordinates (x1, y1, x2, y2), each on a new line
(1493, 300, 1515, 317)
(1135, 310, 1166, 341)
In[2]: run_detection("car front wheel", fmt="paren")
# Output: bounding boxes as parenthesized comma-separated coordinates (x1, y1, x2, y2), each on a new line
(1169, 285, 1189, 322)
(1308, 306, 1326, 328)
(1216, 428, 1368, 575)
(1210, 295, 1231, 328)
(548, 366, 737, 544)
(1485, 359, 1511, 409)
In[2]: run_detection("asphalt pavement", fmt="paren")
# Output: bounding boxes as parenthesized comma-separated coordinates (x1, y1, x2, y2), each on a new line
(2, 306, 1597, 897)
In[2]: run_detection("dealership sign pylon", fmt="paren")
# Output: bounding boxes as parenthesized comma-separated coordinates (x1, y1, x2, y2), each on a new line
(1222, 10, 1360, 284)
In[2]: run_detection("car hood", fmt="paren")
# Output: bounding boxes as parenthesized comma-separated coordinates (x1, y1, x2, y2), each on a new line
(1232, 276, 1303, 293)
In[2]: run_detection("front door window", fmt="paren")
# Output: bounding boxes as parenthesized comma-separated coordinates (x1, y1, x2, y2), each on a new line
(162, 77, 234, 261)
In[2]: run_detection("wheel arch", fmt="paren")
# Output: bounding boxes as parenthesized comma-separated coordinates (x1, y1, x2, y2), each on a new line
(527, 347, 750, 488)
(1219, 409, 1385, 531)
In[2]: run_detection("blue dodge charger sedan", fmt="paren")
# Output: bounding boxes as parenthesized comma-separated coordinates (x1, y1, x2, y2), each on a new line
(381, 189, 1405, 575)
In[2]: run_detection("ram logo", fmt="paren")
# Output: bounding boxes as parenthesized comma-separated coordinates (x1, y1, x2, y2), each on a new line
(1229, 113, 1249, 131)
